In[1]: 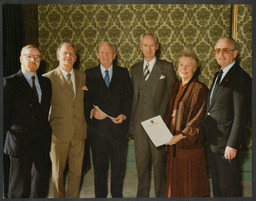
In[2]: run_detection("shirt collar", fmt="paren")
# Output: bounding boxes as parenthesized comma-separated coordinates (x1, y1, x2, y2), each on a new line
(143, 57, 156, 72)
(60, 66, 74, 77)
(144, 57, 156, 66)
(221, 61, 235, 74)
(100, 64, 113, 76)
(21, 68, 37, 80)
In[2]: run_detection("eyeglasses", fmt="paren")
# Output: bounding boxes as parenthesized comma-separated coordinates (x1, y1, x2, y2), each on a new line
(214, 48, 235, 55)
(23, 54, 41, 62)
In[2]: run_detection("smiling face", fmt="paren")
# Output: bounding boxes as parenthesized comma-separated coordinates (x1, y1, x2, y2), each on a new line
(215, 39, 238, 69)
(57, 44, 77, 72)
(20, 47, 41, 74)
(140, 35, 159, 62)
(97, 43, 116, 69)
(178, 56, 197, 84)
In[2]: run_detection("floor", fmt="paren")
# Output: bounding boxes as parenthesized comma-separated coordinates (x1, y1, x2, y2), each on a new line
(47, 169, 252, 198)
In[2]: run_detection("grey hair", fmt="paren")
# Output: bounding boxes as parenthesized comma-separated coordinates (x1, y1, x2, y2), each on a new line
(139, 33, 158, 45)
(214, 37, 238, 50)
(97, 41, 116, 53)
(177, 48, 199, 68)
(56, 42, 76, 54)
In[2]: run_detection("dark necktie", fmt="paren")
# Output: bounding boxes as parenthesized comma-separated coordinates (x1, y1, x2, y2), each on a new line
(211, 69, 223, 102)
(144, 63, 150, 81)
(104, 70, 110, 87)
(67, 73, 74, 95)
(31, 76, 39, 101)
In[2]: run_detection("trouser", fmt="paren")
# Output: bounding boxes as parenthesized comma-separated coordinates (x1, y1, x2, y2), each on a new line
(134, 123, 166, 197)
(207, 149, 242, 197)
(90, 134, 128, 198)
(8, 153, 50, 198)
(50, 137, 85, 198)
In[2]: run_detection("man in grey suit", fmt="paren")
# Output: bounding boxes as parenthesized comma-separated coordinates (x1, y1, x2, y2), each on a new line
(130, 33, 177, 197)
(205, 37, 251, 197)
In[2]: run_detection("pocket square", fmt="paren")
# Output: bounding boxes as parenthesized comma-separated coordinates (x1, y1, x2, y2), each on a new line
(160, 75, 165, 79)
(81, 85, 88, 91)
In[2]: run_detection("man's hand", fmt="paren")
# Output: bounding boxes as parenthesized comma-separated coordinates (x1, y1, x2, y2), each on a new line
(224, 146, 237, 160)
(112, 114, 125, 124)
(92, 108, 107, 120)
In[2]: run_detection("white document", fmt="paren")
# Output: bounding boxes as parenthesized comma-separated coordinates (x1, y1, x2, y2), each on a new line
(93, 105, 116, 120)
(141, 115, 173, 147)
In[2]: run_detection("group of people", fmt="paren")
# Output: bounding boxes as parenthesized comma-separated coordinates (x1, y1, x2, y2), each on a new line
(3, 33, 251, 198)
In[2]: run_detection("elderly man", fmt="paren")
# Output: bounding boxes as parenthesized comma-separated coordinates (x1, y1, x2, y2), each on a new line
(3, 45, 52, 198)
(130, 33, 177, 197)
(44, 43, 87, 198)
(205, 37, 251, 197)
(84, 42, 133, 198)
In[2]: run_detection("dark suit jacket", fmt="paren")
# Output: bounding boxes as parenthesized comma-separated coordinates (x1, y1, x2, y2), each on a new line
(3, 70, 52, 157)
(84, 65, 133, 138)
(205, 63, 251, 154)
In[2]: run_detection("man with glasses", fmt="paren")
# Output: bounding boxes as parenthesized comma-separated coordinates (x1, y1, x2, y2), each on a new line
(205, 37, 251, 197)
(44, 43, 87, 198)
(3, 45, 52, 198)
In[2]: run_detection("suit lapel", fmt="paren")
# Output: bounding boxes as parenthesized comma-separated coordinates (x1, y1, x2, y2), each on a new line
(207, 72, 218, 109)
(149, 60, 162, 97)
(132, 62, 143, 104)
(208, 65, 236, 109)
(56, 66, 76, 97)
(74, 69, 80, 97)
(56, 66, 68, 87)
(17, 70, 40, 104)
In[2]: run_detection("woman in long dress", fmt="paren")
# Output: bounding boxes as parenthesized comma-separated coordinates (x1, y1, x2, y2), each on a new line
(163, 49, 209, 197)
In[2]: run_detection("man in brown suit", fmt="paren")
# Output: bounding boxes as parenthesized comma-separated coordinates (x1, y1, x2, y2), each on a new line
(44, 43, 87, 198)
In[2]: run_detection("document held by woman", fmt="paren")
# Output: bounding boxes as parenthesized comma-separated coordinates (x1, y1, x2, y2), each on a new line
(141, 115, 173, 147)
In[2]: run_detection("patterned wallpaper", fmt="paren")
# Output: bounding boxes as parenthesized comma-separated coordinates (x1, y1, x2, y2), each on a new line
(38, 4, 252, 149)
(38, 4, 251, 87)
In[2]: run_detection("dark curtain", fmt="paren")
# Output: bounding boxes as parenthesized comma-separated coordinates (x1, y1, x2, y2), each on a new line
(3, 4, 24, 198)
(3, 4, 25, 77)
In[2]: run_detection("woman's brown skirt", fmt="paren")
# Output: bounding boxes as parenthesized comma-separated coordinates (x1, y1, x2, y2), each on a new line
(166, 146, 209, 197)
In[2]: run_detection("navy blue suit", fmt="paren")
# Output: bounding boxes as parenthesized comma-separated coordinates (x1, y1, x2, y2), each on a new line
(205, 63, 251, 197)
(4, 70, 52, 198)
(84, 65, 133, 198)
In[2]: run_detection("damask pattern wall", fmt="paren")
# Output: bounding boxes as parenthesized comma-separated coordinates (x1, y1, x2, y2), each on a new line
(37, 4, 252, 149)
(38, 4, 252, 89)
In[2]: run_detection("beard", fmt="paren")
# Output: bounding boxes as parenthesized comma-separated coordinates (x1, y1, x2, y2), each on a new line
(27, 62, 38, 73)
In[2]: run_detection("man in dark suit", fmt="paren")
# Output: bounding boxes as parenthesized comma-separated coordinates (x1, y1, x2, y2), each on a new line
(130, 33, 177, 197)
(205, 37, 251, 197)
(84, 42, 133, 198)
(3, 45, 52, 198)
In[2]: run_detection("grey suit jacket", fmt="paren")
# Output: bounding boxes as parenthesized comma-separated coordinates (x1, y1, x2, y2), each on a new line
(44, 66, 87, 143)
(130, 59, 177, 134)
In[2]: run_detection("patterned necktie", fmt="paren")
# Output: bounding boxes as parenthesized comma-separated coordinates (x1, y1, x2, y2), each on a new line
(31, 76, 39, 101)
(144, 63, 150, 81)
(211, 69, 223, 103)
(67, 73, 74, 95)
(104, 70, 110, 87)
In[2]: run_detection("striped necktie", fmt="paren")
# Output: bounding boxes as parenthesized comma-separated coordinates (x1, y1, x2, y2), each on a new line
(144, 63, 150, 81)
(67, 73, 74, 95)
